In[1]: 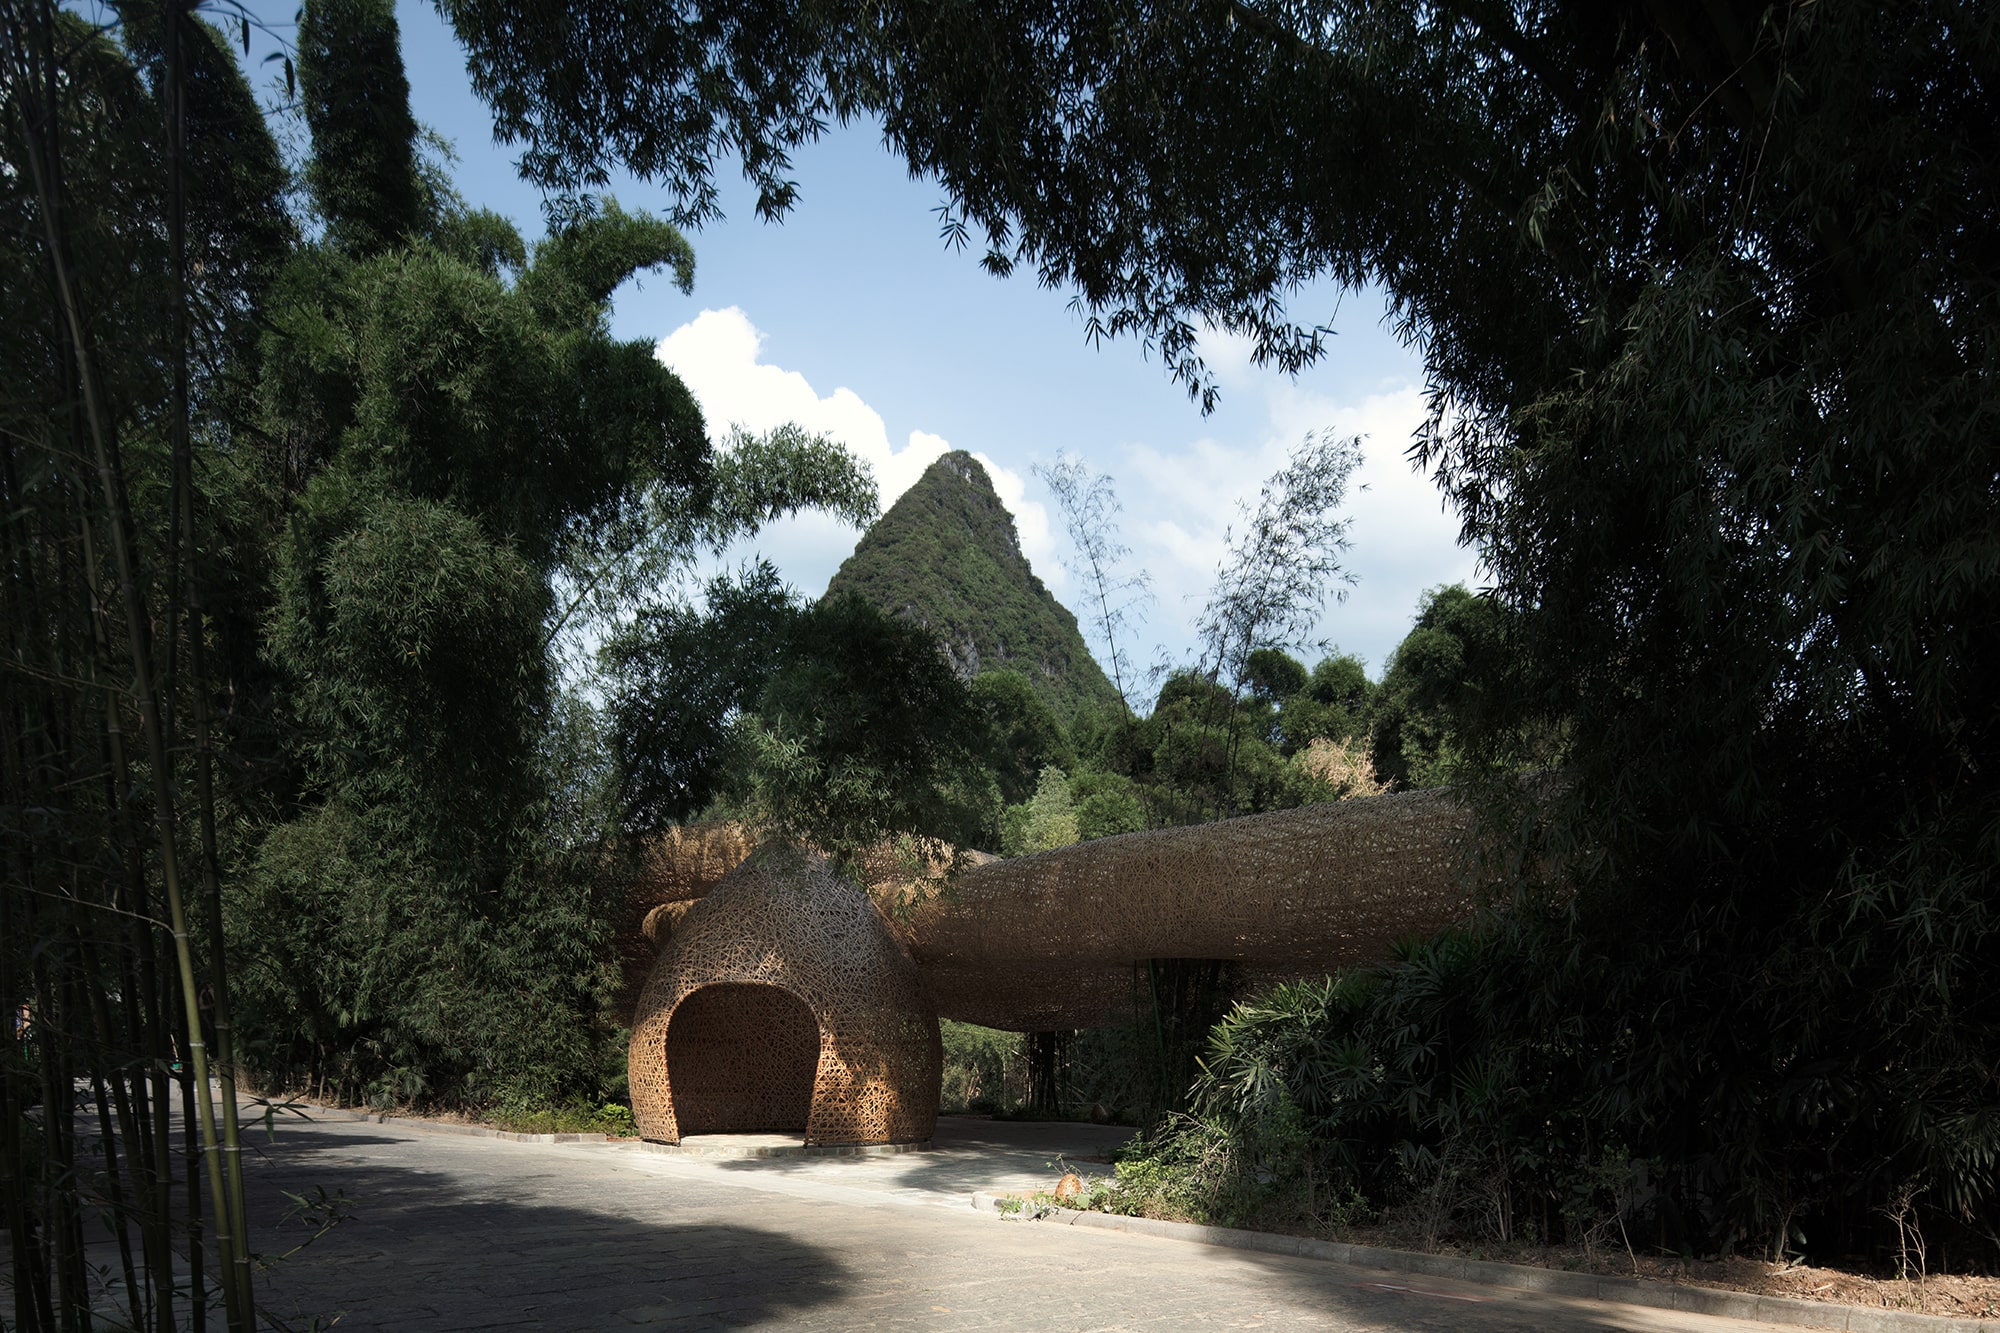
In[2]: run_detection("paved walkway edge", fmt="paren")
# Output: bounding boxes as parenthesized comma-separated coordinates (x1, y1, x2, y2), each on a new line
(259, 1100, 1983, 1333)
(627, 1138, 932, 1159)
(279, 1103, 930, 1156)
(278, 1104, 612, 1144)
(968, 1192, 1984, 1333)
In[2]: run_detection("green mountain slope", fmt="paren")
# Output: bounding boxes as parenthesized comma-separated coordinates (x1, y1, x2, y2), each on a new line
(826, 451, 1123, 723)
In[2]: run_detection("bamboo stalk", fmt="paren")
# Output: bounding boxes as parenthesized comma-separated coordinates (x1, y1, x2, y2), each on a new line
(32, 955, 83, 1332)
(186, 1059, 212, 1332)
(162, 3, 254, 1322)
(0, 365, 49, 1333)
(0, 719, 49, 1333)
(80, 496, 178, 1333)
(1, 5, 242, 1329)
(86, 566, 169, 1333)
(80, 926, 146, 1325)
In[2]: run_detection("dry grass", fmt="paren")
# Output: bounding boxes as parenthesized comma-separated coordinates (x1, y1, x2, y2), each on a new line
(1332, 1224, 2000, 1321)
(1019, 1167, 2000, 1322)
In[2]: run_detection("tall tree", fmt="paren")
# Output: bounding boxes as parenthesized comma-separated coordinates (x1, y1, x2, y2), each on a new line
(606, 566, 998, 873)
(973, 669, 1074, 806)
(1184, 433, 1358, 816)
(296, 0, 423, 256)
(1035, 454, 1151, 716)
(235, 1, 878, 1109)
(1191, 433, 1359, 698)
(1367, 584, 1531, 789)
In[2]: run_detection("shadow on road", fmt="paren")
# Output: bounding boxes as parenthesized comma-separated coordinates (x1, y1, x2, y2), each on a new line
(245, 1127, 851, 1332)
(238, 1122, 1752, 1333)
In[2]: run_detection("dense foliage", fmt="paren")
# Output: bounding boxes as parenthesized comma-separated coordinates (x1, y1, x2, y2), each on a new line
(297, 0, 424, 257)
(4, 15, 876, 1294)
(7, 0, 1989, 1310)
(445, 0, 2000, 1263)
(972, 669, 1076, 805)
(226, 0, 732, 1105)
(0, 3, 1452, 1324)
(1365, 584, 1540, 790)
(609, 454, 1397, 859)
(3, 4, 288, 1320)
(605, 561, 999, 872)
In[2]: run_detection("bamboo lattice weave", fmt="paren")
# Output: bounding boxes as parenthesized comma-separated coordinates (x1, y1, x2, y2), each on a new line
(623, 791, 1470, 1138)
(627, 847, 941, 1145)
(896, 789, 1471, 1027)
(611, 824, 756, 1025)
(621, 791, 1471, 1034)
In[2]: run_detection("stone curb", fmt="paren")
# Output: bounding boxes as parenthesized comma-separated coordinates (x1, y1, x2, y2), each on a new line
(281, 1104, 613, 1145)
(969, 1193, 1986, 1333)
(626, 1138, 933, 1160)
(283, 1103, 931, 1156)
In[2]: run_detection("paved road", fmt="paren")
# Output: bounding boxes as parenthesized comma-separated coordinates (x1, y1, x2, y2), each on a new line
(243, 1113, 1800, 1332)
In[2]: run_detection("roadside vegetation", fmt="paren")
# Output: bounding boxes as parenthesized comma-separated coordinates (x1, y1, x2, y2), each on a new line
(533, 0, 2000, 1285)
(7, 2, 1995, 1328)
(2, 2, 867, 1324)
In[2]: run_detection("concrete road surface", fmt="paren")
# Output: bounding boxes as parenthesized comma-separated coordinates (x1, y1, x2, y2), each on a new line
(241, 1112, 1809, 1332)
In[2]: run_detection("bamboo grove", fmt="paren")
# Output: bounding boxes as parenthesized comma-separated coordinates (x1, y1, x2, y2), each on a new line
(3, 0, 265, 1327)
(3, 0, 791, 1325)
(1, 0, 892, 1317)
(8, 0, 1998, 1318)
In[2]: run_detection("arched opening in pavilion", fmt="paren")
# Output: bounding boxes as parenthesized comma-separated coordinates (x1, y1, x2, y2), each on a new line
(664, 983, 821, 1136)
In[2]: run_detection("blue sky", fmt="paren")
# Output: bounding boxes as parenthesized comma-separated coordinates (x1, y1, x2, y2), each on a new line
(247, 2, 1481, 685)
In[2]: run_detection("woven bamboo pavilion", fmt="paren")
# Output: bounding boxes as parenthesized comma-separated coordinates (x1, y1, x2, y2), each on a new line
(625, 789, 1472, 1146)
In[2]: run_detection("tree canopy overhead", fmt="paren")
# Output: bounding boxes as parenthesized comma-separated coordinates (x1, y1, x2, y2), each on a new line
(438, 0, 1999, 903)
(440, 2, 1999, 835)
(439, 0, 2000, 1257)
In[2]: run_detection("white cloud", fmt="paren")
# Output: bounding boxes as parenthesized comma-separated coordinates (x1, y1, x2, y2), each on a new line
(655, 307, 1063, 598)
(649, 304, 1472, 676)
(656, 307, 949, 511)
(1060, 378, 1478, 680)
(1308, 385, 1482, 671)
(972, 452, 1065, 592)
(1197, 325, 1263, 390)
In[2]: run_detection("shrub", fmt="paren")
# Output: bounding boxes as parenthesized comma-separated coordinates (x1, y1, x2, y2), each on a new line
(940, 1021, 1023, 1113)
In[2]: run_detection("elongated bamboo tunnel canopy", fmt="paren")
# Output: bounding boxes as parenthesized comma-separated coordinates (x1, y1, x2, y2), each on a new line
(898, 788, 1472, 1029)
(622, 790, 1473, 1141)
